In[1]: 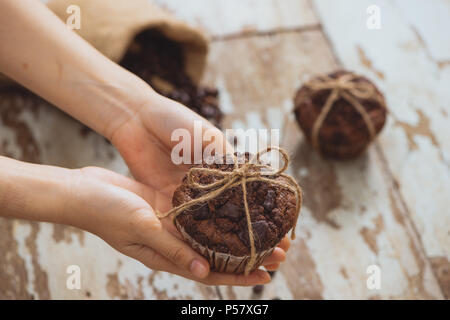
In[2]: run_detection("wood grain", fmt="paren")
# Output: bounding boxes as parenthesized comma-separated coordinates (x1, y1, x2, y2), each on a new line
(150, 0, 318, 38)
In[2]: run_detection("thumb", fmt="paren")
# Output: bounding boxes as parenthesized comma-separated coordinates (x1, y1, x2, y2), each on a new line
(146, 227, 210, 279)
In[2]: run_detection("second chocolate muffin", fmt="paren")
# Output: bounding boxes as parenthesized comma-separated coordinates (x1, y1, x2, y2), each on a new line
(172, 153, 299, 274)
(294, 70, 387, 159)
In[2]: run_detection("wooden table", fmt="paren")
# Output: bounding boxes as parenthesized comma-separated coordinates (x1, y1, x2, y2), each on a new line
(0, 0, 448, 299)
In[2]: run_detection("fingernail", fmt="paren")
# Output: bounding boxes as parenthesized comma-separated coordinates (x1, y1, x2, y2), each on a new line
(259, 271, 271, 284)
(190, 260, 208, 278)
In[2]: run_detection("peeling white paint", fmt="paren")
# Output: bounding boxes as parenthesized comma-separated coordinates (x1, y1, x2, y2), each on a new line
(13, 222, 36, 297)
(215, 77, 235, 115)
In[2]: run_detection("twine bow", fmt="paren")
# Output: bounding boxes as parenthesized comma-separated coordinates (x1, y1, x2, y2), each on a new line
(304, 73, 385, 152)
(157, 147, 302, 275)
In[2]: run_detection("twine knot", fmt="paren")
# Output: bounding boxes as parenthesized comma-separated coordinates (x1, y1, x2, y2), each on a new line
(157, 147, 302, 275)
(304, 72, 385, 152)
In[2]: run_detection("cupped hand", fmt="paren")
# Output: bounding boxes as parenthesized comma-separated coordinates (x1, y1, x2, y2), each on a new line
(107, 93, 290, 281)
(110, 93, 227, 199)
(68, 166, 279, 286)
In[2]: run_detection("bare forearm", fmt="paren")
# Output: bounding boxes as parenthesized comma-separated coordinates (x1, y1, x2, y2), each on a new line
(0, 0, 154, 139)
(0, 156, 72, 224)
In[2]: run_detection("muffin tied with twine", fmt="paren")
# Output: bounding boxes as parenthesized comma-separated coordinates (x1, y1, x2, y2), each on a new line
(157, 147, 302, 275)
(294, 70, 387, 159)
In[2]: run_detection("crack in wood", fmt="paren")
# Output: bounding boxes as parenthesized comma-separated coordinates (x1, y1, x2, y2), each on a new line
(410, 25, 450, 70)
(211, 24, 322, 42)
(374, 143, 443, 299)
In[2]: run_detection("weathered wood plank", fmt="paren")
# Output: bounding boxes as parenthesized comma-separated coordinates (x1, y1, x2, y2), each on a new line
(202, 29, 444, 299)
(313, 0, 450, 298)
(150, 0, 318, 37)
(0, 91, 219, 299)
(393, 0, 450, 63)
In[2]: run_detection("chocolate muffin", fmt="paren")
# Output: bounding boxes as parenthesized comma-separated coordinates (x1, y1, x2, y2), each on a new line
(294, 70, 387, 159)
(172, 153, 300, 274)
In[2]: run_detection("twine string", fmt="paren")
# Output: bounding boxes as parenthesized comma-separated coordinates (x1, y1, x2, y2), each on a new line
(157, 147, 302, 275)
(304, 73, 384, 152)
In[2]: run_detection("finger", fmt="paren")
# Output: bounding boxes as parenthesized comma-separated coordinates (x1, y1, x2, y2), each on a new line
(152, 96, 233, 156)
(168, 266, 271, 286)
(262, 247, 286, 266)
(145, 226, 211, 279)
(129, 244, 271, 286)
(125, 243, 177, 273)
(202, 269, 271, 286)
(264, 263, 280, 271)
(126, 243, 209, 281)
(160, 217, 185, 241)
(79, 166, 171, 212)
(201, 124, 234, 157)
(277, 236, 291, 252)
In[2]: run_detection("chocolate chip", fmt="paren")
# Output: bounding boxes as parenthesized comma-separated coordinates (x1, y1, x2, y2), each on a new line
(197, 87, 207, 97)
(251, 205, 265, 216)
(216, 201, 243, 222)
(192, 205, 210, 220)
(238, 229, 248, 247)
(272, 208, 283, 228)
(238, 220, 269, 249)
(263, 189, 276, 212)
(200, 104, 218, 118)
(178, 90, 191, 105)
(253, 220, 269, 242)
(253, 285, 264, 295)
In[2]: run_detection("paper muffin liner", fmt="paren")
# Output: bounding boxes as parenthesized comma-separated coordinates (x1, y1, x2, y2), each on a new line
(175, 220, 276, 274)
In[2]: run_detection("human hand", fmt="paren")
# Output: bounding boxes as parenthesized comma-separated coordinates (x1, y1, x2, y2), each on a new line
(110, 93, 227, 199)
(67, 166, 280, 285)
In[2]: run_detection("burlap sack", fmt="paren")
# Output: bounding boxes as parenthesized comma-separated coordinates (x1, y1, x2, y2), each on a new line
(1, 0, 208, 85)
